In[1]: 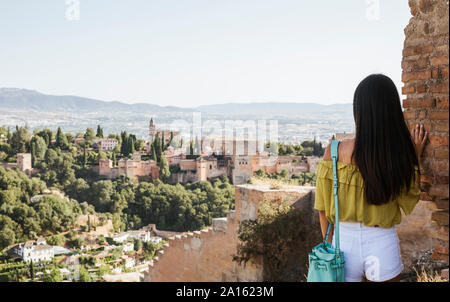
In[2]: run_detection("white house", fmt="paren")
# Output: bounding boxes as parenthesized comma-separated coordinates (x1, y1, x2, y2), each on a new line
(93, 138, 119, 152)
(17, 239, 54, 263)
(123, 242, 134, 252)
(110, 232, 129, 243)
(148, 236, 162, 244)
(127, 230, 151, 242)
(122, 256, 136, 269)
(109, 229, 157, 243)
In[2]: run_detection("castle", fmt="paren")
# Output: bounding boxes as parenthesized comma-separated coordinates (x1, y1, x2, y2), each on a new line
(99, 153, 159, 180)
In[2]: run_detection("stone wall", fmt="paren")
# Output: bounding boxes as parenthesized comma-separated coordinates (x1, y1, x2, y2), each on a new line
(142, 185, 319, 282)
(401, 0, 449, 263)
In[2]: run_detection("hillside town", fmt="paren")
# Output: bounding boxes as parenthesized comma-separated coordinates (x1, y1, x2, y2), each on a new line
(1, 206, 174, 282)
(0, 119, 327, 282)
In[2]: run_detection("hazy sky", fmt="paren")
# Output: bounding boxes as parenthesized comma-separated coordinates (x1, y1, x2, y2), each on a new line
(0, 0, 411, 107)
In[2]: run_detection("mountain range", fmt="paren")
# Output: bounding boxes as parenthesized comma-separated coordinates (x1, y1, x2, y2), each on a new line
(0, 88, 352, 116)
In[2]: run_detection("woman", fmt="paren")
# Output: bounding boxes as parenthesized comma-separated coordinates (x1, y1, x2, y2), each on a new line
(315, 74, 428, 282)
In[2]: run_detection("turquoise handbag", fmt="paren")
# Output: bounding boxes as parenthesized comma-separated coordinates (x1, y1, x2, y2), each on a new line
(307, 140, 345, 282)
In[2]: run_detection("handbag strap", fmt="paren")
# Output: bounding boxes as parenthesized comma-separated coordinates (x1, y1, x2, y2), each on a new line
(324, 140, 340, 252)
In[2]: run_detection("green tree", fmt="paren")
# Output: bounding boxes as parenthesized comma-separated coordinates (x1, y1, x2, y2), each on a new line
(0, 215, 18, 250)
(78, 266, 92, 282)
(158, 153, 170, 183)
(96, 125, 104, 138)
(43, 267, 62, 282)
(84, 128, 95, 144)
(152, 144, 158, 164)
(29, 260, 35, 280)
(36, 129, 53, 148)
(112, 152, 117, 167)
(134, 238, 143, 251)
(97, 265, 110, 277)
(30, 135, 47, 159)
(55, 127, 69, 150)
(135, 139, 145, 151)
(10, 126, 30, 154)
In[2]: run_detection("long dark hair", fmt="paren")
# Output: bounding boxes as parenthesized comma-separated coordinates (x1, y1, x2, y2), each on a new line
(352, 74, 418, 205)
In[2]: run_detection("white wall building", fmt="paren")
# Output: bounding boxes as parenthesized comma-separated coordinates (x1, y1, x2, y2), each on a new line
(123, 242, 134, 252)
(109, 230, 161, 244)
(93, 138, 119, 152)
(16, 238, 54, 262)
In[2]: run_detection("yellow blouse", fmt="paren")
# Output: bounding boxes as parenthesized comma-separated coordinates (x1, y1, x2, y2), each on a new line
(314, 160, 420, 228)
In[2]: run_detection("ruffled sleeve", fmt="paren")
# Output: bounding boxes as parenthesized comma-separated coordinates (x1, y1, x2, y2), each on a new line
(314, 162, 329, 211)
(397, 166, 421, 216)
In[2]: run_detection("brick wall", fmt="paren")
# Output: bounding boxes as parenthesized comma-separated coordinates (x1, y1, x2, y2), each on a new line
(401, 0, 449, 263)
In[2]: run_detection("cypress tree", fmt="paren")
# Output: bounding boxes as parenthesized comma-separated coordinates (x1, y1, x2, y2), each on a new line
(158, 152, 170, 183)
(83, 145, 87, 167)
(154, 134, 161, 160)
(30, 143, 36, 166)
(152, 144, 158, 164)
(96, 125, 104, 138)
(29, 260, 34, 280)
(56, 127, 68, 149)
(129, 136, 135, 155)
(7, 127, 11, 142)
(189, 140, 194, 156)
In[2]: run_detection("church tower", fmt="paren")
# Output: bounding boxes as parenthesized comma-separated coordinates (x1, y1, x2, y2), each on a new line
(149, 118, 156, 145)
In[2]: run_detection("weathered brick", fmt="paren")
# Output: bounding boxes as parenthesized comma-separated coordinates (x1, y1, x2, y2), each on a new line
(403, 43, 433, 57)
(416, 84, 428, 93)
(428, 135, 449, 147)
(434, 244, 450, 255)
(402, 86, 415, 95)
(402, 57, 429, 71)
(442, 67, 449, 79)
(432, 160, 449, 176)
(420, 174, 434, 183)
(403, 110, 416, 120)
(435, 148, 449, 159)
(432, 68, 440, 79)
(430, 82, 449, 93)
(430, 184, 450, 198)
(431, 210, 449, 226)
(436, 98, 449, 108)
(403, 98, 435, 108)
(431, 251, 449, 262)
(436, 175, 449, 185)
(431, 55, 449, 67)
(419, 0, 436, 13)
(420, 192, 433, 201)
(434, 121, 449, 132)
(435, 199, 449, 210)
(429, 111, 449, 120)
(402, 70, 432, 82)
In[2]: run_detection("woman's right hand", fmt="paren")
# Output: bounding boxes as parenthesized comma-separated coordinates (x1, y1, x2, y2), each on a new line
(411, 123, 428, 158)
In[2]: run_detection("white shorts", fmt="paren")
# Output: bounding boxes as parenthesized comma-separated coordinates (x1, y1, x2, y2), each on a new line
(331, 222, 404, 282)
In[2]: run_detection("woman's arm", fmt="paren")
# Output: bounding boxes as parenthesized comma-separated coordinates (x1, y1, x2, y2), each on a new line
(319, 210, 333, 243)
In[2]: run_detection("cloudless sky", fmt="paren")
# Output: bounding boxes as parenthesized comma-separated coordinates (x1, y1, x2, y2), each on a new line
(0, 0, 411, 107)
